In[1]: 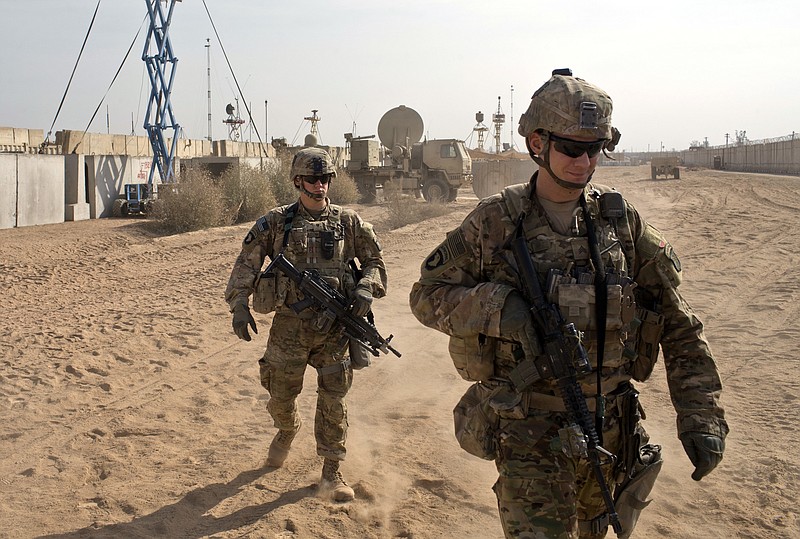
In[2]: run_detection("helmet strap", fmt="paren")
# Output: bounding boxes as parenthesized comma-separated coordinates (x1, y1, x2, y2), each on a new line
(296, 177, 327, 201)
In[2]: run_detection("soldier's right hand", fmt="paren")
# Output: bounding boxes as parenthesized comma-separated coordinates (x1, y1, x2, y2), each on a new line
(499, 292, 541, 358)
(232, 305, 258, 342)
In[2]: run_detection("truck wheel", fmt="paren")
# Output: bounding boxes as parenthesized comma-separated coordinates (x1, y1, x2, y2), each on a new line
(448, 187, 459, 202)
(651, 167, 657, 180)
(673, 168, 680, 179)
(422, 177, 449, 203)
(112, 198, 128, 217)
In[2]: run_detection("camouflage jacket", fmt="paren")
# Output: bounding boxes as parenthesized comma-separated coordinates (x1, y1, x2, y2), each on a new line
(225, 199, 386, 314)
(409, 176, 728, 439)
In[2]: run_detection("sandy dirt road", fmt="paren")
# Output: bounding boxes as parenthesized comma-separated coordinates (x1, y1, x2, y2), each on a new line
(0, 165, 798, 538)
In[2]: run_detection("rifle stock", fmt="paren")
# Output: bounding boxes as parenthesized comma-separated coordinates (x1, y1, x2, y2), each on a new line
(263, 254, 401, 358)
(507, 225, 622, 535)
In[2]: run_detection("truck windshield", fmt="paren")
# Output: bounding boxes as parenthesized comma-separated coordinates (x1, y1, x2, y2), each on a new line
(440, 143, 457, 159)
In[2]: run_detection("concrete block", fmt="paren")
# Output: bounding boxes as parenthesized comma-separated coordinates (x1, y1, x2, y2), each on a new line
(13, 128, 29, 145)
(0, 154, 17, 229)
(65, 203, 91, 221)
(16, 154, 64, 227)
(0, 127, 14, 145)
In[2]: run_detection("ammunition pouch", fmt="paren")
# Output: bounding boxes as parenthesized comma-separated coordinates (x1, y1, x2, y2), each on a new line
(614, 444, 663, 538)
(448, 334, 496, 382)
(348, 338, 372, 370)
(629, 307, 664, 381)
(453, 382, 502, 460)
(252, 271, 278, 314)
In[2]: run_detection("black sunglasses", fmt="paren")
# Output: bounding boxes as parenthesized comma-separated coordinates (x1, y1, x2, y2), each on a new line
(549, 134, 605, 158)
(302, 174, 332, 185)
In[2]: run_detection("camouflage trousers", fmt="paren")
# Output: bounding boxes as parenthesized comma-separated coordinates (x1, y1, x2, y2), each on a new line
(493, 406, 626, 539)
(259, 313, 353, 461)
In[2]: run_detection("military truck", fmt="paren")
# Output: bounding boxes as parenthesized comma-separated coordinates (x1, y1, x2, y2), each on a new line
(651, 155, 681, 179)
(345, 105, 472, 203)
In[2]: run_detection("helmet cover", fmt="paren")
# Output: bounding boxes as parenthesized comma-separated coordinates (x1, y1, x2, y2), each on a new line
(518, 73, 614, 141)
(290, 147, 337, 179)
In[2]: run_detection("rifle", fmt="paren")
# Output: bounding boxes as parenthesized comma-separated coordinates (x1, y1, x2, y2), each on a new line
(505, 218, 622, 536)
(263, 253, 401, 358)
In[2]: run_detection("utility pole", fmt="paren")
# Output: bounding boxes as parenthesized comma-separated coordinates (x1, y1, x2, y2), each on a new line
(206, 38, 212, 142)
(265, 100, 268, 143)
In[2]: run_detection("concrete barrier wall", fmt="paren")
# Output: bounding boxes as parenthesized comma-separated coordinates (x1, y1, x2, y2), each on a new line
(0, 154, 16, 229)
(53, 129, 274, 159)
(15, 155, 65, 227)
(472, 159, 537, 199)
(86, 155, 154, 218)
(681, 137, 800, 175)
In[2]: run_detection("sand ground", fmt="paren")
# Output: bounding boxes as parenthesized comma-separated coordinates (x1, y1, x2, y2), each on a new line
(1, 165, 798, 538)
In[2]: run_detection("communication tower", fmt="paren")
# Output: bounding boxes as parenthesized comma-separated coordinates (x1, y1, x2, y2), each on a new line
(223, 99, 245, 141)
(492, 96, 505, 154)
(305, 109, 322, 140)
(472, 111, 489, 151)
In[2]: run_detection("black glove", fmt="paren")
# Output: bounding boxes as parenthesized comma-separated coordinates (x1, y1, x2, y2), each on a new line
(680, 431, 724, 481)
(351, 284, 373, 317)
(232, 305, 258, 342)
(499, 292, 540, 359)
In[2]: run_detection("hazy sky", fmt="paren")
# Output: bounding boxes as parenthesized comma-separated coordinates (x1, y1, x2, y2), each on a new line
(1, 0, 798, 153)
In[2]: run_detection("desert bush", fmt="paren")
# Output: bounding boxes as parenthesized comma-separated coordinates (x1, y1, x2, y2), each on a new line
(151, 168, 230, 233)
(269, 151, 299, 205)
(383, 182, 452, 230)
(219, 164, 277, 223)
(328, 169, 359, 205)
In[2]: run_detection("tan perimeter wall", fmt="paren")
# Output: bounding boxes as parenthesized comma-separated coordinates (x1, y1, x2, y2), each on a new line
(681, 136, 800, 175)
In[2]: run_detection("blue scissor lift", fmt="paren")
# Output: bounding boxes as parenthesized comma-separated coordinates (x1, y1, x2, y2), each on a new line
(114, 0, 181, 216)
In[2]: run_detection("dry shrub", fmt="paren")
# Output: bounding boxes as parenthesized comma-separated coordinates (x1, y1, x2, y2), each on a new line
(328, 169, 359, 205)
(151, 168, 230, 233)
(220, 164, 277, 223)
(270, 150, 299, 205)
(383, 181, 452, 230)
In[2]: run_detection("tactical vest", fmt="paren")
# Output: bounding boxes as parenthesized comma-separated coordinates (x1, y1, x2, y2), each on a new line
(253, 203, 356, 317)
(499, 182, 638, 373)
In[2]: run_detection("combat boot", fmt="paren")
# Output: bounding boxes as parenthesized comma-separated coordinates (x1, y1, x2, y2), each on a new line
(319, 458, 355, 502)
(264, 420, 302, 468)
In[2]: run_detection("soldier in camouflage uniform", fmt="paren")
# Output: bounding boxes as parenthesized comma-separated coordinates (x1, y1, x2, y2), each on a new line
(225, 147, 386, 502)
(409, 70, 728, 538)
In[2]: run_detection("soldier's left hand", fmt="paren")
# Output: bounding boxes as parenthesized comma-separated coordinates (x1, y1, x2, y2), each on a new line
(680, 432, 724, 481)
(351, 285, 373, 317)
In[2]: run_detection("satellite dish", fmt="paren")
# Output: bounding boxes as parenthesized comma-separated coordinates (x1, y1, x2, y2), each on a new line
(225, 103, 235, 115)
(378, 105, 424, 150)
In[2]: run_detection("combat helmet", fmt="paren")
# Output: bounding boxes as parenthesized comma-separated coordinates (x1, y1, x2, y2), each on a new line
(290, 147, 337, 180)
(518, 68, 620, 151)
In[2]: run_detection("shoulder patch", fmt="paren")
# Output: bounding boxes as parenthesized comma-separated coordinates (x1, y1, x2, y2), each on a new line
(424, 228, 468, 271)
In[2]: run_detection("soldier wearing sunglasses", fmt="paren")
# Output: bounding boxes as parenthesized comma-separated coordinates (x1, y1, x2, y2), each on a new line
(225, 147, 386, 503)
(410, 69, 727, 538)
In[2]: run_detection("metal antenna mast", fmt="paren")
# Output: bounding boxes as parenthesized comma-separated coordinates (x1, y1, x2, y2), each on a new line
(473, 111, 489, 151)
(492, 96, 505, 154)
(206, 38, 212, 141)
(143, 0, 181, 185)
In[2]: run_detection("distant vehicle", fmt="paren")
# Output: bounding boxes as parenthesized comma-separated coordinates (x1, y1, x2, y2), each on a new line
(651, 156, 681, 179)
(345, 105, 472, 203)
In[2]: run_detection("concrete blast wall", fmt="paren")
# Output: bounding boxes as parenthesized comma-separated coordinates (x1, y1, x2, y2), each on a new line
(681, 137, 800, 175)
(85, 155, 154, 218)
(0, 153, 65, 229)
(472, 159, 537, 199)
